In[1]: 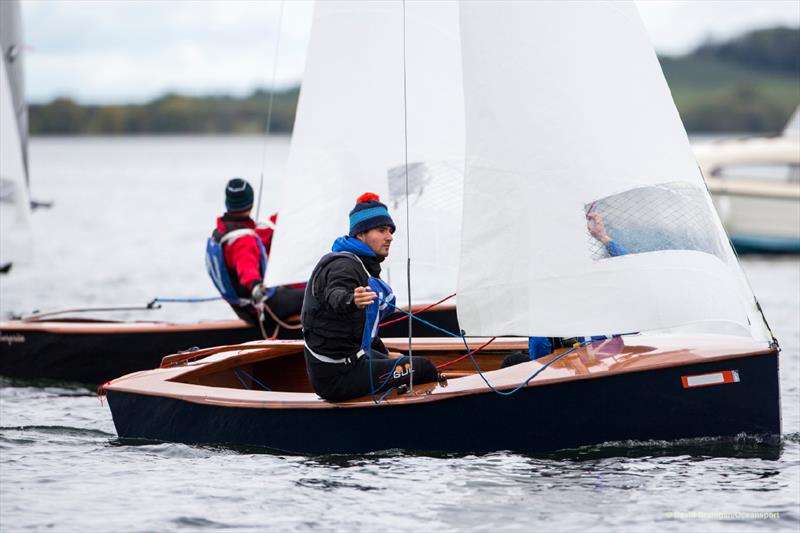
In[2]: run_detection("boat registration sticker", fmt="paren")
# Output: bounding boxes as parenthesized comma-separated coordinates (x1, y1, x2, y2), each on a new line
(681, 370, 740, 389)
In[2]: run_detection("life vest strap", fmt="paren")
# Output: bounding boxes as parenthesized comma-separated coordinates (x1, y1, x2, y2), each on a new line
(219, 228, 259, 246)
(306, 345, 365, 364)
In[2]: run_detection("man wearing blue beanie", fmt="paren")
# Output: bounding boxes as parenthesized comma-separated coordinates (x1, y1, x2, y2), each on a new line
(300, 192, 443, 402)
(206, 178, 305, 331)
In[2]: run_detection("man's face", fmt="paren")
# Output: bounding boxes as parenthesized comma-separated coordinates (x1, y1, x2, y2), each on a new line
(357, 226, 394, 258)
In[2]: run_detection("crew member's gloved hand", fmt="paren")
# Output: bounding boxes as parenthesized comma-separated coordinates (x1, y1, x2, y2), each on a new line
(251, 283, 266, 303)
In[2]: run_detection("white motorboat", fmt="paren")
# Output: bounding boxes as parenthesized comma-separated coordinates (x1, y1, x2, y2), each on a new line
(693, 108, 800, 253)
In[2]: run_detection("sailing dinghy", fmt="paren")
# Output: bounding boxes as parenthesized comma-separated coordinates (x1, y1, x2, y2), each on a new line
(0, 304, 455, 384)
(104, 1, 781, 454)
(0, 0, 458, 385)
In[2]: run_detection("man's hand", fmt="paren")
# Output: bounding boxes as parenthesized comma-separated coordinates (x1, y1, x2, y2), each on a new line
(354, 286, 377, 309)
(251, 283, 266, 303)
(587, 212, 610, 245)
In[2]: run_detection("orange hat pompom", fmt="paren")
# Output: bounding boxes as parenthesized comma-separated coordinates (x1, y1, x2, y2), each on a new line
(356, 192, 380, 203)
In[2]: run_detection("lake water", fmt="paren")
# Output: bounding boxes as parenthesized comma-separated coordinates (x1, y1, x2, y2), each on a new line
(1, 136, 798, 532)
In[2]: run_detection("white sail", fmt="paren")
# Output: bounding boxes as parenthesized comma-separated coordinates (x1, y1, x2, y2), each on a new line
(0, 0, 28, 181)
(456, 1, 768, 339)
(783, 105, 799, 138)
(0, 6, 32, 268)
(266, 0, 465, 305)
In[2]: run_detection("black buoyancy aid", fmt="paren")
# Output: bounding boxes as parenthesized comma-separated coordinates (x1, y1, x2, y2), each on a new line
(301, 252, 370, 341)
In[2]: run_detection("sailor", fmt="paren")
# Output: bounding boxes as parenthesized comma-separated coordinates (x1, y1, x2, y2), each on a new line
(206, 177, 304, 326)
(301, 192, 443, 401)
(503, 211, 629, 368)
(587, 212, 629, 257)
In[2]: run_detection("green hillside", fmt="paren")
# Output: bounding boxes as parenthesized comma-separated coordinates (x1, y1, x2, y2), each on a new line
(29, 88, 300, 135)
(29, 26, 799, 135)
(659, 26, 799, 132)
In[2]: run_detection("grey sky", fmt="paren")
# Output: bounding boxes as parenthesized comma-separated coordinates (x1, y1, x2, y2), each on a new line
(20, 0, 800, 104)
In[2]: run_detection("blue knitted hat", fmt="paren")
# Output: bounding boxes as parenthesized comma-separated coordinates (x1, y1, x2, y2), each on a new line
(225, 178, 254, 212)
(348, 192, 395, 237)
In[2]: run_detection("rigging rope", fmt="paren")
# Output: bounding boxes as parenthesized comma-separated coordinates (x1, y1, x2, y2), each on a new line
(235, 368, 273, 391)
(262, 300, 303, 330)
(379, 292, 456, 327)
(400, 0, 414, 392)
(255, 0, 286, 221)
(436, 336, 496, 370)
(377, 296, 596, 397)
(148, 296, 221, 308)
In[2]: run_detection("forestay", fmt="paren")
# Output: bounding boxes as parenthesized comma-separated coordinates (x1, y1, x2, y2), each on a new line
(266, 0, 465, 305)
(456, 1, 769, 340)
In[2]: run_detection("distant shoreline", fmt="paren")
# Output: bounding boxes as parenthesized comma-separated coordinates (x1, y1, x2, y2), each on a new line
(28, 26, 799, 136)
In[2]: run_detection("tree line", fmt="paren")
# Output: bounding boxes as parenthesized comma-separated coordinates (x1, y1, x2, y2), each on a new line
(29, 26, 799, 135)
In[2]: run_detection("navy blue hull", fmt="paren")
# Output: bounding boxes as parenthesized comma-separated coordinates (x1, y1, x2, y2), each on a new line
(0, 325, 259, 385)
(0, 307, 457, 385)
(107, 352, 780, 454)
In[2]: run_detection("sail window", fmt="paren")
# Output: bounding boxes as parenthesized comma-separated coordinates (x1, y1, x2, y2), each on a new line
(386, 161, 464, 209)
(585, 182, 725, 260)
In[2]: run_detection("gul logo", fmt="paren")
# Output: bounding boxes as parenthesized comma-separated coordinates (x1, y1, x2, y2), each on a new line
(0, 332, 26, 346)
(393, 363, 414, 380)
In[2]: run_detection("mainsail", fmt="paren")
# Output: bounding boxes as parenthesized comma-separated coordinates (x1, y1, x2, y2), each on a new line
(269, 0, 769, 341)
(456, 1, 769, 340)
(0, 0, 28, 182)
(266, 0, 465, 305)
(0, 0, 32, 268)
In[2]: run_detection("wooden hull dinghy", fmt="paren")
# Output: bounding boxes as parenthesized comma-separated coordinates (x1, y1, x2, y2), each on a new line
(103, 334, 781, 454)
(106, 0, 784, 456)
(0, 304, 457, 384)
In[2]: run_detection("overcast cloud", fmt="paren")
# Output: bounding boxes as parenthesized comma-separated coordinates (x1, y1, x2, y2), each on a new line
(19, 0, 800, 104)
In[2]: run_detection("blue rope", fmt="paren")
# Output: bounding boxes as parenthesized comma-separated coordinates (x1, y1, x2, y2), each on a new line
(236, 368, 272, 391)
(376, 296, 594, 397)
(232, 369, 250, 390)
(457, 333, 590, 396)
(367, 342, 406, 401)
(151, 296, 222, 304)
(376, 386, 397, 404)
